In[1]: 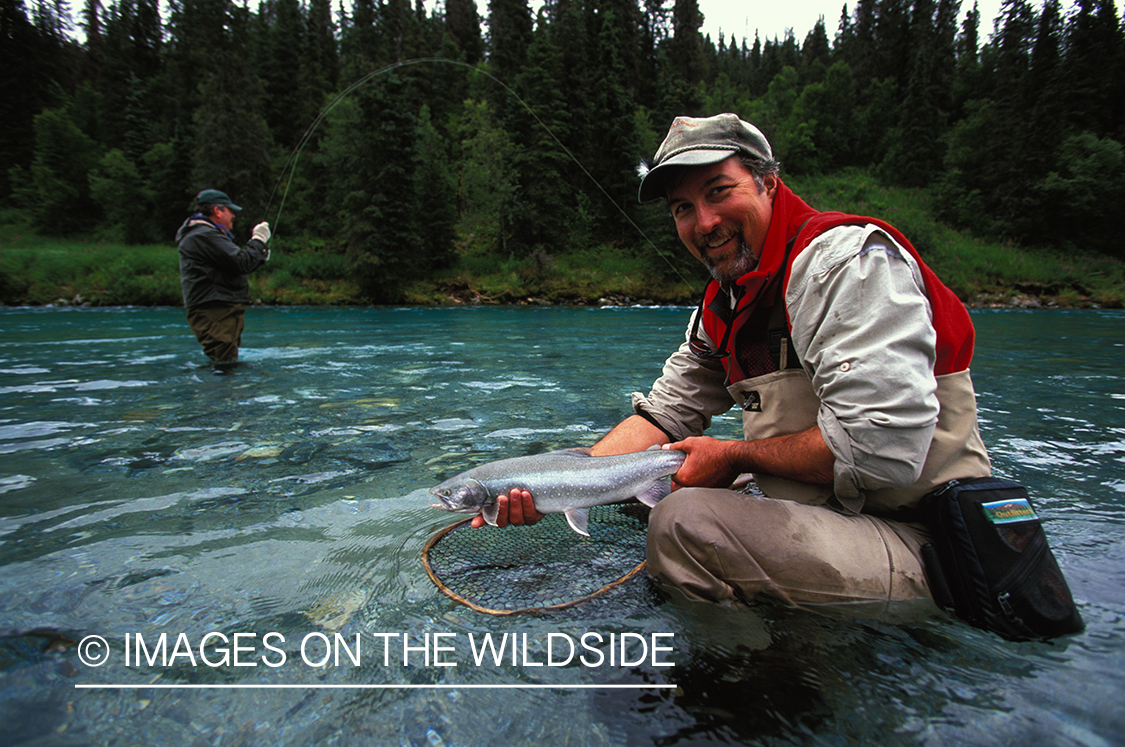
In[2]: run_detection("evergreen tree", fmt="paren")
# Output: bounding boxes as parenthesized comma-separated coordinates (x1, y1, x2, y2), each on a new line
(952, 0, 982, 114)
(455, 98, 518, 256)
(637, 0, 671, 108)
(190, 19, 275, 231)
(1064, 0, 1125, 139)
(507, 6, 573, 253)
(488, 0, 533, 85)
(800, 16, 831, 84)
(879, 0, 958, 186)
(19, 102, 102, 234)
(874, 0, 912, 88)
(412, 104, 457, 269)
(328, 74, 421, 300)
(259, 0, 308, 151)
(342, 0, 380, 66)
(1026, 0, 1066, 144)
(1, 0, 53, 201)
(844, 0, 878, 89)
(589, 0, 642, 241)
(669, 0, 705, 97)
(445, 0, 484, 63)
(381, 0, 417, 61)
(794, 60, 859, 171)
(80, 0, 104, 82)
(307, 0, 338, 93)
(89, 148, 150, 242)
(1037, 132, 1125, 257)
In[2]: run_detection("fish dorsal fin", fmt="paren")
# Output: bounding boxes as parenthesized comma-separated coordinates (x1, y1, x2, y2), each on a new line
(636, 478, 672, 508)
(564, 508, 590, 536)
(549, 447, 593, 458)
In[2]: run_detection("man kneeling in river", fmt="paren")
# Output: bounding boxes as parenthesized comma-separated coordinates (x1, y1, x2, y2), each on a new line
(474, 113, 991, 610)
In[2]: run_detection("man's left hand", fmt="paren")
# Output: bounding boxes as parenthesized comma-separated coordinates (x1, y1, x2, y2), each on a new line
(664, 438, 740, 489)
(470, 488, 544, 528)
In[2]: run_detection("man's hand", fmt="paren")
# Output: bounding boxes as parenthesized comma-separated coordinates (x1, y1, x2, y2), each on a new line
(663, 438, 740, 489)
(666, 427, 836, 489)
(470, 488, 545, 529)
(252, 222, 271, 244)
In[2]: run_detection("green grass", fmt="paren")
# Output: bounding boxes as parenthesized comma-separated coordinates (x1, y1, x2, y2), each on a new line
(0, 226, 182, 305)
(0, 224, 361, 306)
(403, 245, 702, 305)
(787, 169, 1125, 308)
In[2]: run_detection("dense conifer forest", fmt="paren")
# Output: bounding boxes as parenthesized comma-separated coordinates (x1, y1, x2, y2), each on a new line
(2, 0, 1122, 302)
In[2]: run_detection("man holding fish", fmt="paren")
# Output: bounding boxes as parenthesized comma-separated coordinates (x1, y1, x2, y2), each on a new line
(461, 113, 992, 611)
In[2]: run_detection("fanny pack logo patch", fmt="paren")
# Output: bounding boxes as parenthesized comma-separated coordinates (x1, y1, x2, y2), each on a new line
(980, 498, 1039, 525)
(741, 391, 762, 412)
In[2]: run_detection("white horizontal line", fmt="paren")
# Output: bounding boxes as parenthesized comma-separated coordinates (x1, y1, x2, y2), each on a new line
(75, 683, 676, 690)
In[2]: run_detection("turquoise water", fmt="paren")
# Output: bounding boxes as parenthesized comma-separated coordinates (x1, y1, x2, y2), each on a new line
(0, 305, 1122, 746)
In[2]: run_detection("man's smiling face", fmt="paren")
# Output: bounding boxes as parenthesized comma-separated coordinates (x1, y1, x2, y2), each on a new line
(667, 156, 777, 284)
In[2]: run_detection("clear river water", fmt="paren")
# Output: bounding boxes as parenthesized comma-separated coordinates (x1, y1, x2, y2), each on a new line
(0, 305, 1122, 746)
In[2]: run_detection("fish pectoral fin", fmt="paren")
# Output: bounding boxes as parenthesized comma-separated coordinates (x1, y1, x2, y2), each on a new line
(636, 478, 672, 508)
(564, 508, 591, 536)
(480, 502, 500, 527)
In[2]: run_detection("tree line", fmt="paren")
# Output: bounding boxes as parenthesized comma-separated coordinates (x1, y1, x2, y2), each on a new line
(2, 0, 1122, 301)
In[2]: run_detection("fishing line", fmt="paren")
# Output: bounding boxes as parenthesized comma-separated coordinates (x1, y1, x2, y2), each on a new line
(264, 57, 695, 288)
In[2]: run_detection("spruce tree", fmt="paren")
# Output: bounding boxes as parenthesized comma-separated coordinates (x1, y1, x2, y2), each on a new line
(24, 104, 102, 235)
(488, 0, 533, 85)
(413, 104, 457, 270)
(260, 0, 308, 151)
(844, 0, 878, 89)
(445, 0, 484, 64)
(668, 0, 705, 110)
(507, 7, 572, 253)
(189, 1, 275, 229)
(306, 0, 338, 94)
(1, 0, 52, 201)
(1064, 0, 1125, 139)
(590, 0, 642, 241)
(800, 16, 831, 84)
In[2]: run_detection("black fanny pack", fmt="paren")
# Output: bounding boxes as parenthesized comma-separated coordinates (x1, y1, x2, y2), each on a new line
(919, 477, 1084, 642)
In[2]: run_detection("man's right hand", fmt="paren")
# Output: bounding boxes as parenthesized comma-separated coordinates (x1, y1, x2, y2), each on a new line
(471, 488, 544, 528)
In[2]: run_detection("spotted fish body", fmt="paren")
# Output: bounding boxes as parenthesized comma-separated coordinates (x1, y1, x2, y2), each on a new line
(428, 448, 686, 536)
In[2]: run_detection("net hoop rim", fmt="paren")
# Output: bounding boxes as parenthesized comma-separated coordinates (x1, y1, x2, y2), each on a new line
(421, 517, 648, 616)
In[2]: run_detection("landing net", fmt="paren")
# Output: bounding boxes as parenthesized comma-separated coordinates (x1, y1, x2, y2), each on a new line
(422, 503, 650, 615)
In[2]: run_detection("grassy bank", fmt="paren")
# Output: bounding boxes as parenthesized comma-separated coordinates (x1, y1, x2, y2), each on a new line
(788, 170, 1125, 308)
(2, 171, 1122, 308)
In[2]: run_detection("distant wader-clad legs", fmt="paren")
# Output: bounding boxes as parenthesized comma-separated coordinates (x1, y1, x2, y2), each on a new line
(187, 302, 246, 365)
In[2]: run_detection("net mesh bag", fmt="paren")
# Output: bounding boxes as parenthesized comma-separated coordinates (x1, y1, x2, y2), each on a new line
(422, 503, 650, 615)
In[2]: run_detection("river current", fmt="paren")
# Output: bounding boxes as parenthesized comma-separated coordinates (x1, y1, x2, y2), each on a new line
(0, 305, 1122, 746)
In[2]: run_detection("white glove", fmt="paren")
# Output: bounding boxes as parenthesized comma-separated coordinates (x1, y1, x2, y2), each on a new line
(252, 222, 271, 243)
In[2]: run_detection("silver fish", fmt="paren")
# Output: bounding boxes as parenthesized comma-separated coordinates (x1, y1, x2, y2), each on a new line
(428, 447, 685, 536)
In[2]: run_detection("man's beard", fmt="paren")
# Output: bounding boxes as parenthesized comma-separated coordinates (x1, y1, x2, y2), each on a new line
(696, 228, 759, 284)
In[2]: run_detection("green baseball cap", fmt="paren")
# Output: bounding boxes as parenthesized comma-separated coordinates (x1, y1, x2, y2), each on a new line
(195, 189, 242, 211)
(638, 114, 773, 202)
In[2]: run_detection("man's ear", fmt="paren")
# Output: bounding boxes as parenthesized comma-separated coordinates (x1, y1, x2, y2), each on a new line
(762, 172, 779, 198)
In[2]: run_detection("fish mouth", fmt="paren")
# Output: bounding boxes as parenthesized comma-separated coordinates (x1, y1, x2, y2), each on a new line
(429, 492, 472, 513)
(428, 490, 453, 510)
